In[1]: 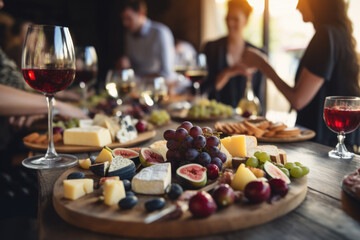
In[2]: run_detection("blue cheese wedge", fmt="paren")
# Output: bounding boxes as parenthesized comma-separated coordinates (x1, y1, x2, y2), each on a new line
(89, 161, 109, 177)
(116, 115, 138, 143)
(131, 163, 171, 195)
(108, 156, 136, 179)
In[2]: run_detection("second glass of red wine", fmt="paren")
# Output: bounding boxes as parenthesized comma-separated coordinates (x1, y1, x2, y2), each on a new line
(185, 53, 208, 101)
(75, 46, 98, 114)
(21, 25, 78, 169)
(323, 96, 360, 159)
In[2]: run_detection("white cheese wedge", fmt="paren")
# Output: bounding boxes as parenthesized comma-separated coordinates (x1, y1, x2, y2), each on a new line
(63, 179, 94, 200)
(63, 126, 112, 147)
(103, 179, 126, 206)
(132, 163, 171, 195)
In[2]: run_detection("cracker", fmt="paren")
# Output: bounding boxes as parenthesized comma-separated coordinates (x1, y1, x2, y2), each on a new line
(244, 121, 265, 138)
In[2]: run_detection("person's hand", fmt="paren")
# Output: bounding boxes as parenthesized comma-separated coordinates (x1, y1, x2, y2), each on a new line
(8, 114, 46, 130)
(56, 101, 89, 119)
(241, 47, 268, 71)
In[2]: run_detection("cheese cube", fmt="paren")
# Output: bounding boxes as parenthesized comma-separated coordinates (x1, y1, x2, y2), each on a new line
(79, 119, 94, 128)
(64, 126, 112, 147)
(221, 135, 246, 157)
(63, 179, 94, 200)
(132, 163, 171, 195)
(103, 179, 126, 206)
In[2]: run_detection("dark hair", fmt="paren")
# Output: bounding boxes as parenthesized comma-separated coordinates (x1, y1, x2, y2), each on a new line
(308, 0, 359, 95)
(227, 0, 253, 19)
(121, 0, 147, 15)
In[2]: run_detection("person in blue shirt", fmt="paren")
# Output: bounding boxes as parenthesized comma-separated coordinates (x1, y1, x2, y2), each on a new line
(116, 0, 176, 82)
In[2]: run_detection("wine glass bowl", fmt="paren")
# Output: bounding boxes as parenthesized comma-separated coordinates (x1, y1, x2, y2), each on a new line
(323, 96, 360, 159)
(75, 46, 98, 114)
(21, 24, 78, 169)
(185, 53, 208, 100)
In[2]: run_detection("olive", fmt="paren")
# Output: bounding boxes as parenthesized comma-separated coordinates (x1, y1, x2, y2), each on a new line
(118, 196, 138, 210)
(122, 179, 131, 191)
(126, 191, 135, 197)
(144, 198, 166, 212)
(166, 183, 183, 200)
(89, 156, 96, 164)
(67, 172, 85, 179)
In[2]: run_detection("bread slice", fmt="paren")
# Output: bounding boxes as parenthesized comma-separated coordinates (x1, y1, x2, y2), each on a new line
(247, 145, 282, 164)
(278, 149, 287, 165)
(246, 135, 257, 149)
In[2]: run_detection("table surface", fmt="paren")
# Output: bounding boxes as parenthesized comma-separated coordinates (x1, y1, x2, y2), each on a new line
(37, 120, 360, 240)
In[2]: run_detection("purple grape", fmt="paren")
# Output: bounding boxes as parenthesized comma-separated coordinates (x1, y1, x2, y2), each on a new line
(207, 146, 220, 158)
(175, 128, 188, 141)
(182, 136, 194, 149)
(196, 152, 211, 166)
(178, 121, 193, 132)
(202, 127, 213, 134)
(206, 136, 220, 148)
(193, 135, 206, 149)
(189, 126, 203, 138)
(185, 148, 200, 161)
(218, 152, 227, 163)
(166, 150, 176, 160)
(211, 157, 223, 170)
(167, 139, 179, 150)
(163, 129, 176, 141)
(174, 150, 184, 160)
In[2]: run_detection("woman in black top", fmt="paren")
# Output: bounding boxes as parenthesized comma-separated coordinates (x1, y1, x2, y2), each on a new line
(243, 0, 360, 148)
(201, 0, 265, 111)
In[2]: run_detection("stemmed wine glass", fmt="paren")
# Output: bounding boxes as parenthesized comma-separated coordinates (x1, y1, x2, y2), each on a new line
(21, 25, 78, 169)
(323, 96, 360, 159)
(185, 53, 208, 100)
(75, 46, 98, 114)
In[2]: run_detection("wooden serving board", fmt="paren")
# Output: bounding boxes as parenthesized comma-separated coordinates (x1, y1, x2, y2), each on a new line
(258, 130, 316, 143)
(170, 109, 231, 122)
(53, 167, 308, 238)
(24, 130, 156, 153)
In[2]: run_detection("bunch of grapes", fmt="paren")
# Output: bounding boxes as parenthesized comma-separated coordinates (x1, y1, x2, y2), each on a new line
(163, 121, 227, 172)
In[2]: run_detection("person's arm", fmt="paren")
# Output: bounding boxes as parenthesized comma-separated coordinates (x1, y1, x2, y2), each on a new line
(215, 63, 249, 90)
(242, 48, 324, 110)
(0, 84, 88, 118)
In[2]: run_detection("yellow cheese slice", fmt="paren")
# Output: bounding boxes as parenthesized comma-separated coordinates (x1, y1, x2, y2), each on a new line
(103, 179, 126, 206)
(63, 126, 112, 147)
(63, 179, 94, 200)
(220, 135, 246, 157)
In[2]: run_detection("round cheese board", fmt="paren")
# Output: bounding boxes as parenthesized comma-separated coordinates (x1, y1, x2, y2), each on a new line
(53, 167, 307, 238)
(24, 130, 156, 153)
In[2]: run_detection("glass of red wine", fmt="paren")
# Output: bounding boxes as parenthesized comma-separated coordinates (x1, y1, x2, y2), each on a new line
(21, 25, 78, 169)
(75, 46, 98, 114)
(185, 53, 208, 100)
(323, 96, 360, 159)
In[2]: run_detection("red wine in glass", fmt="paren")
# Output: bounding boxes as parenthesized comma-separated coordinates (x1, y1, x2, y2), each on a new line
(323, 96, 360, 159)
(74, 69, 96, 85)
(23, 69, 75, 93)
(21, 24, 78, 169)
(324, 107, 360, 134)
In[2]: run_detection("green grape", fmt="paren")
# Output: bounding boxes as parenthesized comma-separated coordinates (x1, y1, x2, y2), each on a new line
(258, 152, 270, 163)
(300, 166, 310, 175)
(246, 156, 259, 168)
(275, 163, 284, 168)
(290, 166, 303, 178)
(254, 151, 261, 159)
(258, 163, 264, 170)
(280, 168, 290, 178)
(295, 162, 302, 166)
(284, 162, 295, 170)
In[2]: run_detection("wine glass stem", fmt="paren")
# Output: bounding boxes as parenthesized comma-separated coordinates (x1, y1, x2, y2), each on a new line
(45, 95, 58, 159)
(336, 132, 347, 154)
(194, 82, 200, 98)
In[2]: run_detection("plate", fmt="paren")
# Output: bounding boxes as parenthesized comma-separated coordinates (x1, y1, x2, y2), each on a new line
(169, 109, 231, 122)
(53, 167, 307, 238)
(23, 130, 156, 153)
(257, 130, 316, 143)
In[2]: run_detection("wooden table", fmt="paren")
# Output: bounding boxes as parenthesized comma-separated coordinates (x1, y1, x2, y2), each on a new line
(37, 121, 360, 240)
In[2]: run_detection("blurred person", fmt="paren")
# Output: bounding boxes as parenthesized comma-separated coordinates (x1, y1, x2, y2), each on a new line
(241, 0, 360, 148)
(115, 0, 176, 82)
(201, 0, 265, 109)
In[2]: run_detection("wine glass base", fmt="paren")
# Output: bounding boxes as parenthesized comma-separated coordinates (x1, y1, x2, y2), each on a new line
(328, 149, 354, 160)
(22, 154, 78, 170)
